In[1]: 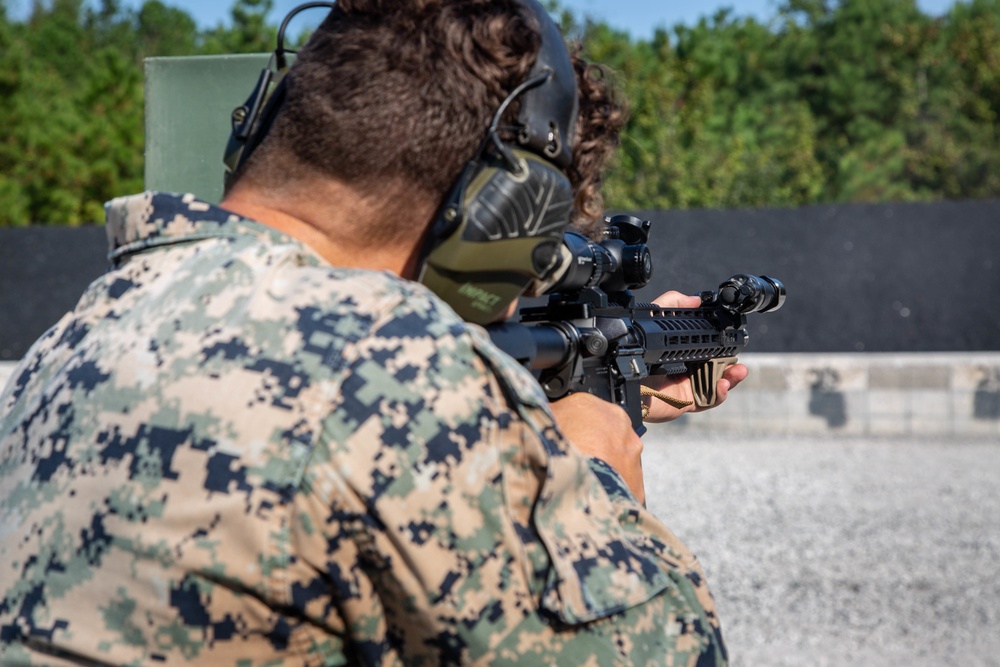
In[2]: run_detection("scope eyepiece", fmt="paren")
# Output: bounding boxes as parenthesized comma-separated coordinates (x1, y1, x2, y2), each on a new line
(621, 244, 653, 287)
(547, 216, 654, 294)
(717, 274, 786, 314)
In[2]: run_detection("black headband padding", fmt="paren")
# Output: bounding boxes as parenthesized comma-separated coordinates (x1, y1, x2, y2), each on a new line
(515, 0, 579, 169)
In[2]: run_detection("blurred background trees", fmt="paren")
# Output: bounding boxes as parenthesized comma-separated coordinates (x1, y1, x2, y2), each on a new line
(2, 0, 999, 225)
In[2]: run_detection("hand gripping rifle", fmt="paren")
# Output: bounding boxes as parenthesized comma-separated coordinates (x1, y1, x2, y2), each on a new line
(486, 214, 786, 435)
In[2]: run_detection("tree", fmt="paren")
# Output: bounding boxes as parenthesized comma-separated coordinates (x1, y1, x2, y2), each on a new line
(3, 0, 1000, 225)
(137, 0, 198, 57)
(920, 0, 1000, 198)
(0, 0, 144, 225)
(581, 10, 823, 211)
(775, 0, 937, 201)
(0, 0, 256, 226)
(200, 0, 277, 54)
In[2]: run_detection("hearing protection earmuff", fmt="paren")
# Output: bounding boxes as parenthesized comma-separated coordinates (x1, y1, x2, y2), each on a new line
(222, 2, 336, 188)
(223, 0, 579, 325)
(416, 0, 579, 324)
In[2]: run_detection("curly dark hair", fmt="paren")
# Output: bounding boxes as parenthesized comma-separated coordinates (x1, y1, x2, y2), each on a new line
(567, 51, 626, 235)
(234, 0, 624, 241)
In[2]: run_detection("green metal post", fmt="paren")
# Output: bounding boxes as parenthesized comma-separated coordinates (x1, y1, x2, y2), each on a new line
(144, 54, 270, 203)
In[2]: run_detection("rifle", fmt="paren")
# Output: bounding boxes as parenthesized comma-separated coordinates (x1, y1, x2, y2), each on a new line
(486, 214, 785, 435)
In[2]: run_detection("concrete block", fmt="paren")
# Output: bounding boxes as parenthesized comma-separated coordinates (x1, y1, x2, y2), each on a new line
(950, 391, 974, 422)
(868, 390, 908, 419)
(743, 364, 789, 391)
(869, 415, 911, 437)
(962, 417, 1000, 438)
(870, 364, 950, 390)
(908, 416, 956, 438)
(973, 384, 1000, 422)
(744, 391, 794, 436)
(839, 391, 871, 436)
(909, 389, 954, 419)
(953, 363, 1000, 391)
(957, 389, 1000, 438)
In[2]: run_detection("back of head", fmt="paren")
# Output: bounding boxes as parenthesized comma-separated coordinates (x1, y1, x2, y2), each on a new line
(235, 1, 541, 236)
(231, 0, 624, 241)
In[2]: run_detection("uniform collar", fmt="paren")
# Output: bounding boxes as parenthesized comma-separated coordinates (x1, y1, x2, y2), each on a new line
(105, 191, 299, 263)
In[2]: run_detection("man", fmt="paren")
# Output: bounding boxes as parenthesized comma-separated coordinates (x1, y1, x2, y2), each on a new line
(0, 1, 745, 664)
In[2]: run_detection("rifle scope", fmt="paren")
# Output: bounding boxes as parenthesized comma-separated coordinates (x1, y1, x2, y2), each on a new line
(550, 214, 653, 294)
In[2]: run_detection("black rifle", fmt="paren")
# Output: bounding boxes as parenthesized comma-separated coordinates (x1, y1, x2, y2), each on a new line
(486, 215, 785, 435)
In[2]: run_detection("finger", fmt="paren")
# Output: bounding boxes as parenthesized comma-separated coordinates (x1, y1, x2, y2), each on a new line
(653, 291, 701, 309)
(721, 363, 749, 389)
(710, 362, 749, 405)
(641, 378, 697, 422)
(713, 378, 732, 404)
(642, 363, 748, 419)
(644, 400, 692, 423)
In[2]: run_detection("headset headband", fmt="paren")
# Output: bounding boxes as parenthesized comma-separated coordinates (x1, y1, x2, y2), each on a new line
(515, 0, 578, 169)
(223, 2, 336, 184)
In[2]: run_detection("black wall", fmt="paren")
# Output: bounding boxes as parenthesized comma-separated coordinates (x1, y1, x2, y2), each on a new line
(2, 198, 999, 360)
(633, 199, 1000, 353)
(1, 226, 108, 360)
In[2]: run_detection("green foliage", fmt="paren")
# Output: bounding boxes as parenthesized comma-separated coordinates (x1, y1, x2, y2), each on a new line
(136, 1, 199, 57)
(1, 0, 998, 224)
(577, 0, 1000, 210)
(591, 11, 826, 210)
(200, 0, 276, 54)
(0, 0, 283, 225)
(0, 0, 144, 225)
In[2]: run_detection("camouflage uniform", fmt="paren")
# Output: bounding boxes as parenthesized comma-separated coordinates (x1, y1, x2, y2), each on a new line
(0, 192, 727, 666)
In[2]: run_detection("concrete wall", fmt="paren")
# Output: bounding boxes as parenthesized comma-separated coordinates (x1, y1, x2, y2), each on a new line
(658, 352, 1000, 439)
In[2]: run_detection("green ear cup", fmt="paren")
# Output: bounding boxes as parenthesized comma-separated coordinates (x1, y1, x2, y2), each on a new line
(419, 150, 573, 324)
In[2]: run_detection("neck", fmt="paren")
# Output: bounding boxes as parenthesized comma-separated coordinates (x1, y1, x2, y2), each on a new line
(220, 178, 432, 279)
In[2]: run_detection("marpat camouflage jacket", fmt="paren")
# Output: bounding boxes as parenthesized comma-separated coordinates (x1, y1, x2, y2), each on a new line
(0, 192, 727, 666)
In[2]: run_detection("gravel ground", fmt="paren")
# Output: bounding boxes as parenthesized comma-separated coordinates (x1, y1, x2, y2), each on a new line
(641, 432, 1000, 667)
